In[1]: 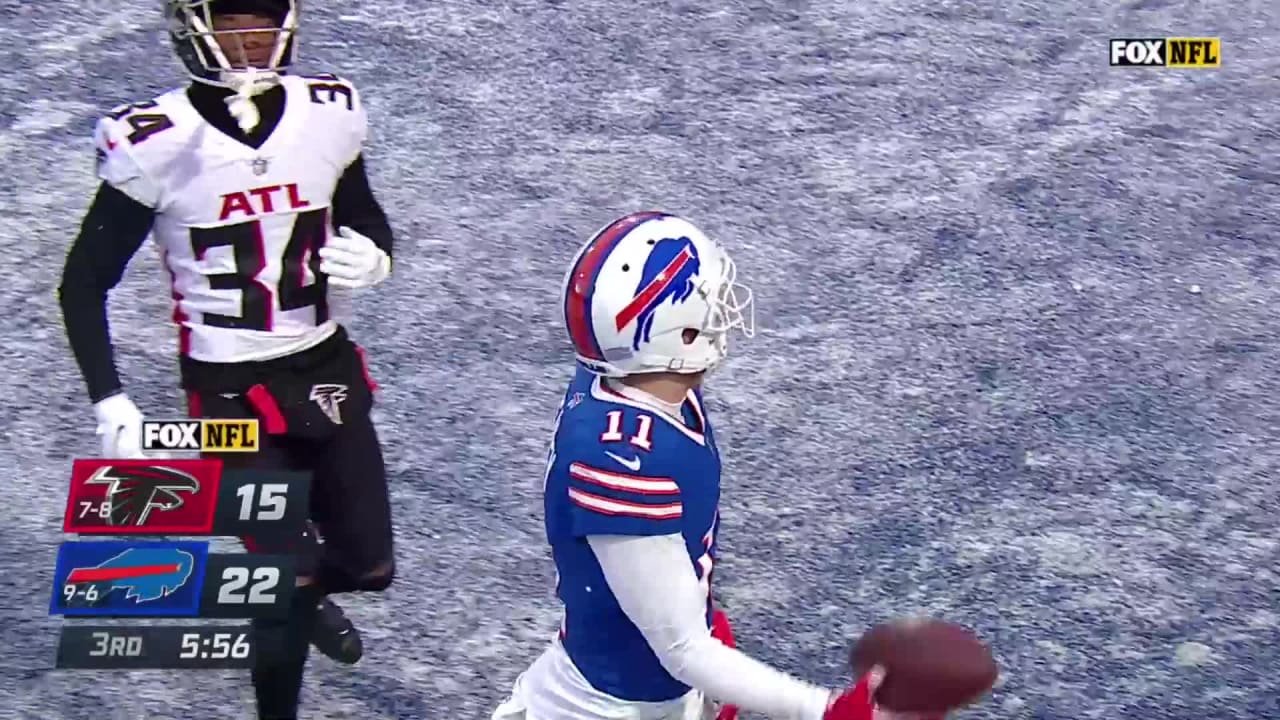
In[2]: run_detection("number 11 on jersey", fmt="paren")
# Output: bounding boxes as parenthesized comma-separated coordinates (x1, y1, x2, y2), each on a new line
(599, 410, 654, 450)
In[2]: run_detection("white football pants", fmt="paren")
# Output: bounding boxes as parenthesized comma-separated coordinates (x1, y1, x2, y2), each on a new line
(493, 636, 715, 720)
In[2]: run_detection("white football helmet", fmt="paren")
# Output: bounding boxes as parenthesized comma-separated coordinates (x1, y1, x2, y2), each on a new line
(561, 211, 754, 377)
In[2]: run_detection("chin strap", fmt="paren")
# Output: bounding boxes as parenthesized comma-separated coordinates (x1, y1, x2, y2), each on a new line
(223, 68, 280, 133)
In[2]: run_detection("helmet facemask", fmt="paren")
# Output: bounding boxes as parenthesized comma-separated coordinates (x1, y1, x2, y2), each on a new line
(686, 251, 755, 374)
(167, 0, 298, 89)
(703, 252, 754, 340)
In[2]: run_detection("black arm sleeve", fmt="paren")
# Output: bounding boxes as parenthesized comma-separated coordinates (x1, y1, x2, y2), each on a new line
(331, 154, 394, 258)
(58, 182, 155, 403)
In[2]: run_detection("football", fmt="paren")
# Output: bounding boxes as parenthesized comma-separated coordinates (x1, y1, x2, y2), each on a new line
(849, 618, 998, 714)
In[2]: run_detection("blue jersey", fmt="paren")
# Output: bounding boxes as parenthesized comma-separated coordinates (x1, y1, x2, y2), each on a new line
(543, 366, 721, 703)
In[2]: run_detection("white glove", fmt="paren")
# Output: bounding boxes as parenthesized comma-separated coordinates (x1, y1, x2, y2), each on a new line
(93, 393, 145, 459)
(319, 226, 391, 289)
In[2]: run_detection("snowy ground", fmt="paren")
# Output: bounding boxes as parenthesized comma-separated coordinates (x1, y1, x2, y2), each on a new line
(1, 0, 1278, 718)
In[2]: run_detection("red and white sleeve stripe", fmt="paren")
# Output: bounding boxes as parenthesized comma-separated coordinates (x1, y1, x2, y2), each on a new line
(567, 462, 682, 520)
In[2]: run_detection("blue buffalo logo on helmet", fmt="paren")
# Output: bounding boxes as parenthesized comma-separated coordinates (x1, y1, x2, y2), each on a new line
(613, 237, 702, 351)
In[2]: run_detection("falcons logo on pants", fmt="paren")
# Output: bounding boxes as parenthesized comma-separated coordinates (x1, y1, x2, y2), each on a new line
(83, 465, 201, 526)
(310, 384, 349, 425)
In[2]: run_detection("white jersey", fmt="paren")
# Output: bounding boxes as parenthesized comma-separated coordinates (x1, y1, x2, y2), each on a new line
(93, 73, 367, 363)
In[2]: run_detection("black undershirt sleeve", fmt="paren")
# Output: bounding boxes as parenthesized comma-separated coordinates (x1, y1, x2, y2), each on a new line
(59, 182, 155, 403)
(331, 154, 394, 259)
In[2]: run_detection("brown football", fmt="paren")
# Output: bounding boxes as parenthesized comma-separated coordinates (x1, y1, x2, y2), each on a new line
(849, 618, 998, 713)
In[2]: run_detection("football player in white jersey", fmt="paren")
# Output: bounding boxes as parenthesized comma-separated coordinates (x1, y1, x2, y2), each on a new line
(494, 212, 933, 720)
(59, 2, 396, 718)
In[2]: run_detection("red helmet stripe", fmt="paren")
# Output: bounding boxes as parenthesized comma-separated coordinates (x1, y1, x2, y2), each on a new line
(564, 211, 666, 361)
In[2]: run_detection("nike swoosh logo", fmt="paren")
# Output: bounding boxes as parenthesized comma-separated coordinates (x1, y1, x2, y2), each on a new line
(604, 451, 641, 472)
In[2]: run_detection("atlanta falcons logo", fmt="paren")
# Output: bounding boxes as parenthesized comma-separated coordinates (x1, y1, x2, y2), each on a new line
(83, 465, 201, 527)
(310, 384, 348, 425)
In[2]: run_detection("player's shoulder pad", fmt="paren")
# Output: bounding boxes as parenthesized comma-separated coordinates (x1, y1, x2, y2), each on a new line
(561, 400, 691, 477)
(93, 89, 189, 164)
(287, 72, 367, 163)
(288, 72, 365, 113)
(95, 87, 188, 146)
(92, 89, 186, 208)
(559, 413, 685, 523)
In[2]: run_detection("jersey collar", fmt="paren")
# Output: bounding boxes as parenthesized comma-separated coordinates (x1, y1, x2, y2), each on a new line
(592, 376, 707, 446)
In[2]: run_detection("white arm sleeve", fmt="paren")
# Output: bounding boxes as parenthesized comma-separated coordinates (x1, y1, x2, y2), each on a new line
(588, 534, 832, 720)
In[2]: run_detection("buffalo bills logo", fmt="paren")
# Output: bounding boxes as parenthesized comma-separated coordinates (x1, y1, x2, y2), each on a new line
(613, 236, 702, 350)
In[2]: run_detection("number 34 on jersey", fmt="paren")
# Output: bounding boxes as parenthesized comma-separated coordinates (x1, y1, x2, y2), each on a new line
(94, 74, 369, 363)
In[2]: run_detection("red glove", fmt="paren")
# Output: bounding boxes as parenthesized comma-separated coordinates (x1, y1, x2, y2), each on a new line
(710, 608, 736, 648)
(710, 609, 739, 720)
(824, 667, 882, 720)
(825, 668, 946, 720)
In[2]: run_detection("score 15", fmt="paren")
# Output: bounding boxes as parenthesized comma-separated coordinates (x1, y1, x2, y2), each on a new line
(237, 483, 286, 521)
(213, 470, 310, 536)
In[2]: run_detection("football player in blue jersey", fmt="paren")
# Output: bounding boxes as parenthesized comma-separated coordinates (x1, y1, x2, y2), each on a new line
(493, 212, 923, 720)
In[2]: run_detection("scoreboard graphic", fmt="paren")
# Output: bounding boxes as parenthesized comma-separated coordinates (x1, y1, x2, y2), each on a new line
(64, 460, 220, 534)
(54, 459, 312, 667)
(50, 541, 296, 618)
(51, 541, 209, 617)
(56, 624, 256, 669)
(64, 459, 310, 536)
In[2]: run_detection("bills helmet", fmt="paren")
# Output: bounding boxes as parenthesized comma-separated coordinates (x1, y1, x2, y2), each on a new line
(165, 0, 298, 86)
(563, 212, 754, 377)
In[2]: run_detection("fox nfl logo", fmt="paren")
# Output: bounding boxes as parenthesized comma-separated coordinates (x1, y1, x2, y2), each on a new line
(141, 420, 260, 453)
(1109, 38, 1220, 68)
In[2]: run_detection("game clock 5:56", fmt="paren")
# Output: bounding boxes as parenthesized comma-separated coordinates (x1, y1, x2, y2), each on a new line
(56, 625, 255, 669)
(181, 628, 251, 662)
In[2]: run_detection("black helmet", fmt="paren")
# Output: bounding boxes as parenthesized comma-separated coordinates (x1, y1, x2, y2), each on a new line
(165, 0, 299, 85)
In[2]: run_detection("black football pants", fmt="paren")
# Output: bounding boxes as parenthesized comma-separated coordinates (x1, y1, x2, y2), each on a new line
(183, 330, 394, 719)
(184, 326, 395, 592)
(192, 392, 395, 593)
